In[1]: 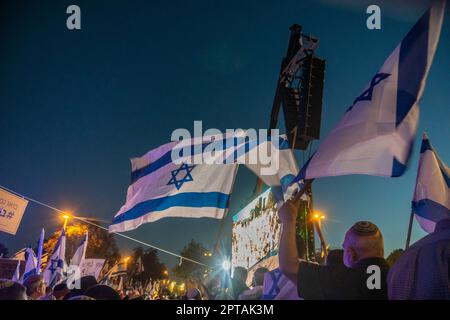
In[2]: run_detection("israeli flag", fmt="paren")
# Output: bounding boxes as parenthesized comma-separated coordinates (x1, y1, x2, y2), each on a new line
(70, 231, 88, 267)
(36, 228, 45, 275)
(294, 2, 445, 182)
(412, 133, 450, 233)
(11, 260, 20, 282)
(21, 248, 38, 283)
(109, 133, 297, 232)
(42, 228, 66, 287)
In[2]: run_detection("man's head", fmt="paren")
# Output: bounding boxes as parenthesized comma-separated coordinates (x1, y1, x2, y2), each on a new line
(232, 266, 248, 283)
(253, 267, 269, 287)
(0, 279, 27, 300)
(342, 221, 384, 268)
(23, 274, 46, 299)
(84, 284, 120, 300)
(53, 283, 70, 300)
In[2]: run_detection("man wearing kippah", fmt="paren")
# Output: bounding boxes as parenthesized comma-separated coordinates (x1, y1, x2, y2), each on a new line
(278, 196, 389, 299)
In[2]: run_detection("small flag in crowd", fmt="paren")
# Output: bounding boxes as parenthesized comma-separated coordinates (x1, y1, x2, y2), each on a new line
(20, 248, 38, 283)
(70, 231, 88, 267)
(36, 228, 45, 274)
(109, 132, 298, 232)
(42, 228, 66, 287)
(293, 1, 445, 182)
(136, 256, 144, 273)
(11, 260, 20, 282)
(412, 133, 450, 233)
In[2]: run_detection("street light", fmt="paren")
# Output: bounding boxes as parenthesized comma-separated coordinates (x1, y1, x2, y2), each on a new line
(222, 260, 231, 271)
(62, 214, 71, 230)
(312, 211, 327, 260)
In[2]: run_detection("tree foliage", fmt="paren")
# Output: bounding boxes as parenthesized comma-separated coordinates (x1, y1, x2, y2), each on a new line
(386, 248, 404, 267)
(43, 221, 120, 266)
(129, 246, 167, 285)
(173, 239, 209, 281)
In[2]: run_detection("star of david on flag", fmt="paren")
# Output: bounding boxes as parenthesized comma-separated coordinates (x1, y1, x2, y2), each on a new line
(42, 228, 66, 288)
(109, 132, 299, 232)
(167, 163, 196, 190)
(293, 1, 445, 182)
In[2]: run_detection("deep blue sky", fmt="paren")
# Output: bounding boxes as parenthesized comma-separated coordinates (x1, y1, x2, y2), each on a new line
(0, 0, 449, 267)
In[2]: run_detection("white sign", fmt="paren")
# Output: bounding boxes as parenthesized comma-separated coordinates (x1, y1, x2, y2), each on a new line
(79, 259, 105, 279)
(0, 188, 28, 235)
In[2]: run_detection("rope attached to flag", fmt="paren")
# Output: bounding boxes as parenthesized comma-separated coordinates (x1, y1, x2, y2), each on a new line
(0, 184, 210, 268)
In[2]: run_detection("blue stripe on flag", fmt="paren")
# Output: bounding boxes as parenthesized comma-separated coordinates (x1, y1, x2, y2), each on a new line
(412, 199, 450, 223)
(22, 269, 37, 282)
(131, 136, 290, 185)
(292, 152, 315, 184)
(420, 137, 450, 188)
(111, 192, 230, 225)
(391, 157, 408, 177)
(420, 138, 433, 153)
(396, 9, 429, 126)
(440, 166, 450, 189)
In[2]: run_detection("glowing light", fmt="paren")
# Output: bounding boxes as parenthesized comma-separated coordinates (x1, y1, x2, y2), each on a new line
(123, 256, 131, 263)
(62, 213, 71, 229)
(222, 260, 231, 271)
(313, 211, 326, 221)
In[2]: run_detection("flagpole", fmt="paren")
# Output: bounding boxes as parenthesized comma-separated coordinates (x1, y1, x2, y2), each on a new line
(315, 220, 328, 260)
(36, 228, 45, 274)
(405, 211, 414, 250)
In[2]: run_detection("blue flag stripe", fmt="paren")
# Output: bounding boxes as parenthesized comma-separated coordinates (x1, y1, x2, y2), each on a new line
(412, 199, 450, 222)
(396, 9, 429, 126)
(111, 192, 230, 225)
(420, 137, 450, 188)
(130, 136, 290, 185)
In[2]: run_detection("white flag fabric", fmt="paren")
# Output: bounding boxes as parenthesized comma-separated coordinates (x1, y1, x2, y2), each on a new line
(293, 2, 445, 182)
(20, 248, 38, 283)
(412, 133, 450, 233)
(70, 231, 88, 267)
(42, 228, 66, 288)
(107, 261, 127, 278)
(109, 132, 297, 232)
(11, 260, 20, 282)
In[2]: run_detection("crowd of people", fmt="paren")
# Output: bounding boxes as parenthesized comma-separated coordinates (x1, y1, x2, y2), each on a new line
(1, 196, 449, 300)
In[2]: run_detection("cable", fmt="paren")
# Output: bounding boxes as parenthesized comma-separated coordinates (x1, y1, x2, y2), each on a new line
(0, 184, 210, 267)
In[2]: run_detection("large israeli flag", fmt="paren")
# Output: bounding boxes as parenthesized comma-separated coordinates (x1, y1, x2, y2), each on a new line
(20, 248, 38, 283)
(69, 231, 88, 266)
(42, 228, 66, 287)
(109, 132, 297, 232)
(294, 2, 445, 182)
(412, 133, 450, 233)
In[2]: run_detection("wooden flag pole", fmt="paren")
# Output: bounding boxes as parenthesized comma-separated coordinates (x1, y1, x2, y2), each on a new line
(405, 211, 414, 250)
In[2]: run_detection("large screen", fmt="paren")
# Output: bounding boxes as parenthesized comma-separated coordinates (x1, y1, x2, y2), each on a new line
(231, 189, 281, 270)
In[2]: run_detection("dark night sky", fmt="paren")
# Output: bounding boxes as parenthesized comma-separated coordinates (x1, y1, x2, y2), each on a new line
(0, 0, 449, 268)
